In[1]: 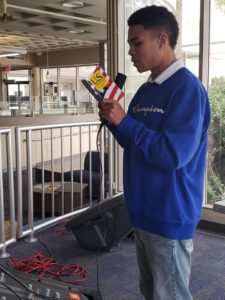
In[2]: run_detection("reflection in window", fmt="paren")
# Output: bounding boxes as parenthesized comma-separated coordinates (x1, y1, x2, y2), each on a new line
(40, 65, 97, 115)
(60, 67, 76, 106)
(207, 0, 225, 205)
(7, 69, 29, 81)
(2, 69, 30, 116)
(78, 66, 97, 114)
(42, 68, 57, 83)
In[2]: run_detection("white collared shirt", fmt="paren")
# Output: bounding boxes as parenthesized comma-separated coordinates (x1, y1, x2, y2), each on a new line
(148, 60, 184, 84)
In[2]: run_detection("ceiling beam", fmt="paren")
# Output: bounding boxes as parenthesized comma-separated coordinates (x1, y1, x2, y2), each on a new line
(7, 3, 107, 25)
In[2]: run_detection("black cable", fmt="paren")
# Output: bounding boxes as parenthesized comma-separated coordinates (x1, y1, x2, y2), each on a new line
(0, 281, 24, 300)
(96, 121, 105, 186)
(95, 251, 103, 300)
(38, 237, 54, 258)
(0, 264, 57, 300)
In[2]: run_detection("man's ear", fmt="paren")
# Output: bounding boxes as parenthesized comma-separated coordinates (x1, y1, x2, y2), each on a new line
(158, 32, 167, 48)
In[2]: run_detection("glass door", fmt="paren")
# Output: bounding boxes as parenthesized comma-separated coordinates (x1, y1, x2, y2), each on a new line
(7, 81, 30, 115)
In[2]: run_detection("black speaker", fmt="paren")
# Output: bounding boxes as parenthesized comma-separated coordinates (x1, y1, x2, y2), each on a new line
(65, 193, 132, 251)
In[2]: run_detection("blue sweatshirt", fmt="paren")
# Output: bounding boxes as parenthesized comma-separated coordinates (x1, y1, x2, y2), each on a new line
(108, 67, 210, 239)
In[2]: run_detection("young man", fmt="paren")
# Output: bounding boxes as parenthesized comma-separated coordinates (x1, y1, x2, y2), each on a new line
(99, 5, 210, 300)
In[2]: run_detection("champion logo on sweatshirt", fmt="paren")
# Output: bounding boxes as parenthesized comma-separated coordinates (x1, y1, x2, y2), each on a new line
(133, 104, 165, 116)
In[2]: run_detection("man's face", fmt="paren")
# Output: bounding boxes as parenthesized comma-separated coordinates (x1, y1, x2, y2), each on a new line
(127, 25, 161, 73)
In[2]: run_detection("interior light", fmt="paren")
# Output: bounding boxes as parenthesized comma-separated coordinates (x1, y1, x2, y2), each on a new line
(62, 1, 84, 8)
(68, 29, 84, 34)
(0, 47, 27, 55)
(0, 53, 20, 57)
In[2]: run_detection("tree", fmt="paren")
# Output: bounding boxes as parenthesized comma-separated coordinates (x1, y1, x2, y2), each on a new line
(215, 0, 225, 15)
(207, 76, 225, 203)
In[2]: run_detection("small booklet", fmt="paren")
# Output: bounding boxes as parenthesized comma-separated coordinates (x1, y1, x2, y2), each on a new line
(81, 66, 124, 101)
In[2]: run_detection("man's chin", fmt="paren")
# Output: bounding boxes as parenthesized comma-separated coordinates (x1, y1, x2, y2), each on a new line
(134, 63, 149, 73)
(136, 66, 146, 73)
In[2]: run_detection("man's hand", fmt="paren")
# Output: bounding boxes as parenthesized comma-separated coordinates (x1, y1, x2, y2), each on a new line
(98, 99, 126, 126)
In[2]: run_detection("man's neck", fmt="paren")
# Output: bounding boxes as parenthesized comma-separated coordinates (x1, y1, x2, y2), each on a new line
(151, 53, 176, 80)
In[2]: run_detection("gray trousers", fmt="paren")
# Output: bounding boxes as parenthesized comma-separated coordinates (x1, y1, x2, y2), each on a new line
(134, 227, 193, 300)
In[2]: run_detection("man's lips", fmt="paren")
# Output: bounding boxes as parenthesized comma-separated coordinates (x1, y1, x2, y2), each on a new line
(132, 60, 139, 65)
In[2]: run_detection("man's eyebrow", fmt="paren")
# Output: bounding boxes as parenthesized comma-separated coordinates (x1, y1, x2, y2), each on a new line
(127, 37, 140, 44)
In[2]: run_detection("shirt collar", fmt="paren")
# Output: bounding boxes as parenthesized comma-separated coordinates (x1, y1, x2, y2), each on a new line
(148, 60, 184, 84)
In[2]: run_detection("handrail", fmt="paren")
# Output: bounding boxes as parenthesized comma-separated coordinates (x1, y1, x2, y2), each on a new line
(15, 121, 108, 242)
(0, 120, 119, 257)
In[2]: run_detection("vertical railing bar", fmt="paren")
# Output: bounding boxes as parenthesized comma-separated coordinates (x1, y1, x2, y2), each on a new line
(26, 129, 37, 242)
(79, 126, 83, 207)
(88, 126, 92, 205)
(108, 130, 113, 197)
(0, 134, 6, 244)
(0, 131, 16, 257)
(114, 140, 118, 193)
(51, 129, 55, 217)
(7, 130, 16, 240)
(41, 130, 45, 220)
(70, 126, 74, 212)
(60, 127, 64, 215)
(16, 128, 23, 238)
(115, 142, 120, 193)
(100, 128, 105, 201)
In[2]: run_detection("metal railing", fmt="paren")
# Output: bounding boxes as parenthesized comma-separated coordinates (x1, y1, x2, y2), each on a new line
(0, 128, 16, 258)
(16, 121, 103, 240)
(0, 121, 119, 258)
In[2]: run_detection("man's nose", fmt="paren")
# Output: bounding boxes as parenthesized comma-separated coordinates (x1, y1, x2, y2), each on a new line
(128, 46, 136, 56)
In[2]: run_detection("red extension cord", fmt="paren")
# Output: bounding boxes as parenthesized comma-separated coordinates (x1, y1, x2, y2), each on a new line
(9, 227, 88, 284)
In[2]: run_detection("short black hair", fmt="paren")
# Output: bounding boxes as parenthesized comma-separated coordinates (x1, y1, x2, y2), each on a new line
(127, 5, 179, 49)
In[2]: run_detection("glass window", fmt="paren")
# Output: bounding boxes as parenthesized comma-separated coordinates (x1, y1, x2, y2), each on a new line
(207, 0, 225, 205)
(40, 65, 97, 115)
(42, 68, 58, 83)
(59, 67, 76, 108)
(124, 0, 200, 110)
(124, 0, 151, 110)
(2, 69, 31, 116)
(77, 66, 97, 114)
(41, 68, 59, 114)
(181, 0, 200, 75)
(7, 69, 29, 81)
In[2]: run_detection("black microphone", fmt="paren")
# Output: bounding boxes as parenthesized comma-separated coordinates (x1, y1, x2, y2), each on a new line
(114, 73, 127, 90)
